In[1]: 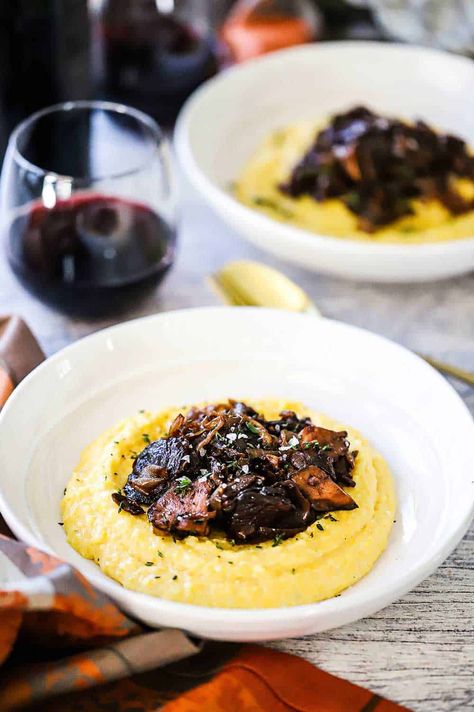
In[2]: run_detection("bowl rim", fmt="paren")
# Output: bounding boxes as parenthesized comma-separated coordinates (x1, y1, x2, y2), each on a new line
(175, 41, 474, 256)
(0, 306, 473, 630)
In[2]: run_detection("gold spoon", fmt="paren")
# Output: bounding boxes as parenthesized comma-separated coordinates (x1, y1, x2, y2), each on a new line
(209, 260, 474, 388)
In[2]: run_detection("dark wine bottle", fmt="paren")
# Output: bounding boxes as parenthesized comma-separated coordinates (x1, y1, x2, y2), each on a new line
(0, 0, 90, 162)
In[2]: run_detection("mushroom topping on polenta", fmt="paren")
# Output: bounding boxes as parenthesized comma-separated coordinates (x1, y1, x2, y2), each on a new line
(113, 400, 358, 544)
(281, 106, 474, 232)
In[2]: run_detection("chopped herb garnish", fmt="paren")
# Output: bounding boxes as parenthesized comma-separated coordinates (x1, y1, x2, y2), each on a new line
(172, 575, 178, 581)
(255, 545, 263, 549)
(215, 541, 224, 550)
(145, 561, 154, 566)
(291, 568, 296, 574)
(252, 195, 294, 219)
(272, 534, 284, 547)
(316, 522, 324, 531)
(227, 561, 234, 565)
(326, 513, 337, 522)
(157, 550, 164, 558)
(142, 433, 151, 444)
(175, 476, 192, 495)
(58, 522, 64, 526)
(304, 440, 330, 451)
(246, 421, 260, 435)
(154, 575, 161, 579)
(344, 191, 361, 210)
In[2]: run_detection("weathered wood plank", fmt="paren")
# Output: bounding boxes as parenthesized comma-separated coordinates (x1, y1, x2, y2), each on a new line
(272, 521, 473, 711)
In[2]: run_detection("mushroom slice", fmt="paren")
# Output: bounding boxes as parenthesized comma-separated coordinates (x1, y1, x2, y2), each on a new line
(168, 413, 185, 436)
(244, 417, 276, 447)
(196, 414, 226, 452)
(148, 480, 216, 537)
(299, 424, 348, 449)
(299, 425, 357, 486)
(292, 466, 357, 512)
(129, 464, 168, 495)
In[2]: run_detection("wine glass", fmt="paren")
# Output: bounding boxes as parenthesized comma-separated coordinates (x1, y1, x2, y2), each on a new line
(1, 100, 177, 317)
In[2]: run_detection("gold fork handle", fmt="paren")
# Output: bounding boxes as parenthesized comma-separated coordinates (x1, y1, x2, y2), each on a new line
(418, 354, 474, 387)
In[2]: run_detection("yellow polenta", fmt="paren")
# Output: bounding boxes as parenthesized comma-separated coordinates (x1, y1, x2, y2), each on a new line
(235, 121, 474, 244)
(61, 400, 395, 608)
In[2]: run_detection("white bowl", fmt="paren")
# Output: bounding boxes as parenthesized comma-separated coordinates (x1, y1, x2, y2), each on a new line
(0, 307, 473, 641)
(175, 42, 474, 283)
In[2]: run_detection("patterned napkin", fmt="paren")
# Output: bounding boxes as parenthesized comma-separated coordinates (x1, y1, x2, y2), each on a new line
(0, 316, 410, 711)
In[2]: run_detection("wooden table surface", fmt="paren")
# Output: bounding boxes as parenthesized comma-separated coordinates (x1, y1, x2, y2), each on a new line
(1, 184, 472, 712)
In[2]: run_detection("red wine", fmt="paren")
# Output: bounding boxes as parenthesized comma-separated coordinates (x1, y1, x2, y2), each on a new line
(7, 194, 175, 317)
(99, 2, 217, 125)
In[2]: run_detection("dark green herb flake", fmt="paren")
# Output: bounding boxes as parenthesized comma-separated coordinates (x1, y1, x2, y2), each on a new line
(252, 195, 293, 219)
(175, 476, 192, 495)
(272, 534, 284, 547)
(246, 421, 260, 435)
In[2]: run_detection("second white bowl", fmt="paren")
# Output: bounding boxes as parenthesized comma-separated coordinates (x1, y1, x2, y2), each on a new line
(175, 42, 474, 283)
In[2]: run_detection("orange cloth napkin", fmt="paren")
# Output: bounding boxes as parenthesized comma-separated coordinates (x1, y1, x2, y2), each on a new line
(0, 316, 411, 712)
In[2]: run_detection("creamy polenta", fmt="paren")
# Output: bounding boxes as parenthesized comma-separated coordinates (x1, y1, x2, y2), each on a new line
(235, 121, 474, 243)
(61, 400, 395, 608)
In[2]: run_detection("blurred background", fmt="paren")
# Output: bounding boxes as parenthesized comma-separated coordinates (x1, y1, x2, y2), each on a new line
(0, 0, 473, 362)
(0, 0, 473, 165)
